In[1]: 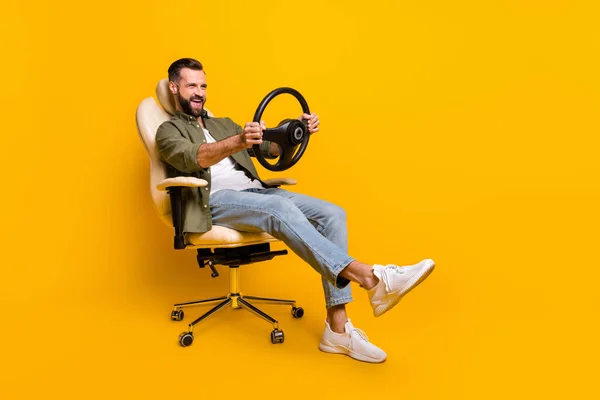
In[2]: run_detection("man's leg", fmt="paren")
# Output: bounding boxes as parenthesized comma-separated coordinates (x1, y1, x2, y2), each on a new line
(260, 189, 352, 330)
(209, 189, 354, 288)
(261, 188, 392, 362)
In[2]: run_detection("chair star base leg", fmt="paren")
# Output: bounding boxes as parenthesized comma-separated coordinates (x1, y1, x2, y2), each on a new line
(242, 295, 296, 307)
(174, 296, 229, 309)
(187, 298, 232, 331)
(237, 297, 279, 330)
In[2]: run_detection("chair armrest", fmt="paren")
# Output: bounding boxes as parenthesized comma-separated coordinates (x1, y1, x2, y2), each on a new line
(157, 176, 206, 250)
(157, 177, 208, 191)
(264, 178, 297, 186)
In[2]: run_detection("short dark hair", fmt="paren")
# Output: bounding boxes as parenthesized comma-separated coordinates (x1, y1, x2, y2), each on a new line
(168, 58, 204, 83)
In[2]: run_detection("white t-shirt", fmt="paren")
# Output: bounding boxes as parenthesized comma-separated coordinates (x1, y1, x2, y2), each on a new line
(203, 128, 264, 195)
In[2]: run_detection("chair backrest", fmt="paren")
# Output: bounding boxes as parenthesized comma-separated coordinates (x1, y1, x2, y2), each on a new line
(136, 78, 213, 227)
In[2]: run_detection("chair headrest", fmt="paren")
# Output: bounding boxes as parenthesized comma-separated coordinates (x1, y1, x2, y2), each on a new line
(156, 78, 177, 115)
(155, 78, 215, 118)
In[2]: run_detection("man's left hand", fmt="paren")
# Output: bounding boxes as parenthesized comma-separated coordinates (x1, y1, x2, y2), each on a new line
(300, 113, 320, 134)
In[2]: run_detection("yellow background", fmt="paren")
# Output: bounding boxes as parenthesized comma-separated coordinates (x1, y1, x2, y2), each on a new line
(1, 0, 599, 398)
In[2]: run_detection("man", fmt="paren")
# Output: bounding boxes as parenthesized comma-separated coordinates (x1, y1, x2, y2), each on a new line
(156, 58, 435, 363)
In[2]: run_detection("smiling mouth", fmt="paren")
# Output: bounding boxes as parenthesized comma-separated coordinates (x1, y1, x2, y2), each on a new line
(191, 98, 203, 105)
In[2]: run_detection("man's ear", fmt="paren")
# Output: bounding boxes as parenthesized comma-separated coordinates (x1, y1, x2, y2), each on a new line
(169, 81, 177, 95)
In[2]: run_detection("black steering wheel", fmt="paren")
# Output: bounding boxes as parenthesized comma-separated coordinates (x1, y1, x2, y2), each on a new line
(252, 87, 311, 171)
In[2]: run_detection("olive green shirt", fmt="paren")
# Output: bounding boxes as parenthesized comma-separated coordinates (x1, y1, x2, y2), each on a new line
(156, 110, 274, 234)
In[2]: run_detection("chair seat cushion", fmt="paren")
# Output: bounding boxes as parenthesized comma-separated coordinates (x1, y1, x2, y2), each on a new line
(185, 225, 278, 248)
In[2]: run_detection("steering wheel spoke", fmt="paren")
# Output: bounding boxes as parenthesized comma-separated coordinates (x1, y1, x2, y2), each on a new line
(279, 143, 299, 165)
(262, 127, 287, 145)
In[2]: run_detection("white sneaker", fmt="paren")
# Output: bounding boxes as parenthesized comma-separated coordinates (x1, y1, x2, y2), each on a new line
(318, 319, 387, 363)
(368, 259, 435, 317)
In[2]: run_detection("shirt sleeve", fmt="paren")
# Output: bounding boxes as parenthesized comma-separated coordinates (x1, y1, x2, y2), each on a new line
(156, 121, 203, 173)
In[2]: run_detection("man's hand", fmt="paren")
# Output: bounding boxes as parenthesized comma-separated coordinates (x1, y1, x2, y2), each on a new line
(240, 121, 266, 148)
(299, 113, 320, 134)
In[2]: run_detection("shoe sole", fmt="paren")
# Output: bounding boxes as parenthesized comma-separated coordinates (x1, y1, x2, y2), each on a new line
(373, 259, 435, 317)
(318, 343, 386, 363)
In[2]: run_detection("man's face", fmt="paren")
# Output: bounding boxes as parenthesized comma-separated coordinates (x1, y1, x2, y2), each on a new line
(171, 68, 207, 118)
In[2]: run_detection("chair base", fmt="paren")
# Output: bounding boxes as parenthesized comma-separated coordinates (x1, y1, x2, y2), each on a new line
(171, 265, 304, 347)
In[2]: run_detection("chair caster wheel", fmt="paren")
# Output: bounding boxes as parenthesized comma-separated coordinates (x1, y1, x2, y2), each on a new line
(179, 332, 194, 347)
(171, 310, 184, 321)
(291, 306, 304, 318)
(270, 329, 284, 344)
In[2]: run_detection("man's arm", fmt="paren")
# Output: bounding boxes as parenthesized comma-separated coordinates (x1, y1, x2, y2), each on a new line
(197, 122, 264, 168)
(196, 134, 246, 168)
(248, 141, 279, 159)
(267, 142, 280, 157)
(156, 120, 264, 172)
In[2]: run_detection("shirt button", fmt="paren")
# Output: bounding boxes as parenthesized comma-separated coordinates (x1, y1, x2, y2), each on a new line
(205, 187, 209, 191)
(203, 205, 207, 208)
(203, 140, 206, 143)
(196, 124, 200, 128)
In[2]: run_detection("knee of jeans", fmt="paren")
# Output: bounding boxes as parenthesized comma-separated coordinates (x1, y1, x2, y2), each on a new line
(323, 203, 347, 227)
(264, 196, 302, 223)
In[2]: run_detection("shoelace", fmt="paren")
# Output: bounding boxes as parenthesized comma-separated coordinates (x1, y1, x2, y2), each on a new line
(379, 265, 406, 291)
(387, 266, 406, 274)
(350, 327, 370, 343)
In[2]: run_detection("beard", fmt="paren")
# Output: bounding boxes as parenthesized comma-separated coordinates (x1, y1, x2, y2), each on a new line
(176, 92, 205, 118)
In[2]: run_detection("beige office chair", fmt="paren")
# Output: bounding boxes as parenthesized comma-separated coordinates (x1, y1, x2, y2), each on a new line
(136, 79, 304, 347)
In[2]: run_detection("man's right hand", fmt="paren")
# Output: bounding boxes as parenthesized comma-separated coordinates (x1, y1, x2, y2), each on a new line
(240, 121, 265, 148)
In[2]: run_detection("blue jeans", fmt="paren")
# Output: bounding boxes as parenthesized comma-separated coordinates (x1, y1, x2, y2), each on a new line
(209, 188, 354, 308)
